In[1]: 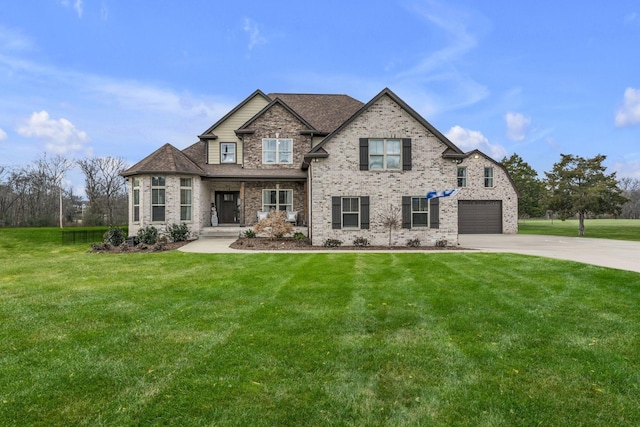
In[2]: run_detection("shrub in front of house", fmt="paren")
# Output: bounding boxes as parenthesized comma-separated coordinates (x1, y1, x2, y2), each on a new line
(166, 223, 190, 242)
(323, 238, 343, 247)
(137, 225, 159, 245)
(253, 210, 293, 239)
(353, 236, 369, 247)
(103, 226, 125, 247)
(406, 238, 421, 247)
(244, 229, 256, 238)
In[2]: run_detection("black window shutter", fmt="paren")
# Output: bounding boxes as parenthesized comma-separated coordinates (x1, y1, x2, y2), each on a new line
(402, 196, 411, 229)
(430, 198, 439, 229)
(402, 138, 412, 171)
(360, 196, 370, 229)
(359, 138, 369, 171)
(332, 197, 342, 229)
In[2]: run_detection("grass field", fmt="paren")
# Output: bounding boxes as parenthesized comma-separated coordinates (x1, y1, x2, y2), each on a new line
(518, 218, 640, 241)
(1, 228, 640, 426)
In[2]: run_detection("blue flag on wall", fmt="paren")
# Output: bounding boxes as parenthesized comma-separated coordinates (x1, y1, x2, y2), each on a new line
(426, 189, 459, 200)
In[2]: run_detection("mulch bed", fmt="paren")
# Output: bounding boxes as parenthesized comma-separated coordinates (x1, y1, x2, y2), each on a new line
(88, 240, 192, 254)
(229, 237, 467, 251)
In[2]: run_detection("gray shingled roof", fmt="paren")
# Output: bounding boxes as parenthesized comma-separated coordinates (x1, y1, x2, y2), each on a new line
(268, 93, 364, 134)
(121, 143, 205, 177)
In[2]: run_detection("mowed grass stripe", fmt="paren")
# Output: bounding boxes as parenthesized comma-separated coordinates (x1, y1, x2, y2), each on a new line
(1, 238, 640, 425)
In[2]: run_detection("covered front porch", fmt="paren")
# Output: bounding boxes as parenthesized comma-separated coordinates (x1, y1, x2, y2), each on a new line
(198, 225, 309, 240)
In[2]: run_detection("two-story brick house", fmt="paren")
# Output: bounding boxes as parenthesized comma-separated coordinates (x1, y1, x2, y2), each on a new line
(122, 88, 518, 246)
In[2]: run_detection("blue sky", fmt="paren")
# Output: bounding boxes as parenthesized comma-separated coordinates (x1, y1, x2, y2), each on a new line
(1, 0, 639, 194)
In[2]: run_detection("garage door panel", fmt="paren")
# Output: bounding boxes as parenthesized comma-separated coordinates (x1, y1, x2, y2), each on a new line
(459, 200, 502, 234)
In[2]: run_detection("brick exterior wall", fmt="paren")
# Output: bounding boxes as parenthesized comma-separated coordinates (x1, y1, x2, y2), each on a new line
(242, 103, 313, 169)
(127, 175, 203, 238)
(309, 95, 518, 246)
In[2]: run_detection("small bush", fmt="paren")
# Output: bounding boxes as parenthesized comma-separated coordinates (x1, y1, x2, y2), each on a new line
(353, 236, 369, 247)
(407, 238, 421, 247)
(435, 239, 448, 247)
(254, 211, 293, 239)
(293, 232, 306, 240)
(137, 225, 158, 245)
(323, 238, 343, 247)
(103, 226, 125, 246)
(244, 229, 256, 238)
(166, 223, 190, 242)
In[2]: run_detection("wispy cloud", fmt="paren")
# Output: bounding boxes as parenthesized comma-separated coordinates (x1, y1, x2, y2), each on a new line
(615, 87, 640, 127)
(505, 112, 531, 141)
(243, 18, 267, 51)
(394, 0, 489, 115)
(0, 128, 7, 141)
(445, 125, 507, 159)
(624, 12, 638, 25)
(59, 0, 83, 18)
(0, 25, 33, 52)
(17, 111, 90, 155)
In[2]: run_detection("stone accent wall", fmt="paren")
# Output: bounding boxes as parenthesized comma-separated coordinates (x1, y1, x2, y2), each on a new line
(242, 103, 313, 169)
(309, 94, 518, 246)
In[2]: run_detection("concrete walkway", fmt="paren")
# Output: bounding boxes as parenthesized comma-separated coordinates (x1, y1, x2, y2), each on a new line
(179, 234, 640, 273)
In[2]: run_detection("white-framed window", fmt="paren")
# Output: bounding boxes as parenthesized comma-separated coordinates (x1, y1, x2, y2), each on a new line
(132, 177, 140, 222)
(151, 176, 165, 222)
(342, 197, 360, 228)
(484, 167, 494, 188)
(262, 189, 293, 211)
(180, 178, 192, 221)
(411, 197, 429, 228)
(262, 138, 293, 164)
(369, 139, 401, 170)
(220, 143, 236, 163)
(457, 167, 467, 187)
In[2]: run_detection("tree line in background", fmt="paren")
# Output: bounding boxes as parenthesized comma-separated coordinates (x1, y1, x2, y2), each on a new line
(501, 153, 635, 235)
(0, 154, 129, 227)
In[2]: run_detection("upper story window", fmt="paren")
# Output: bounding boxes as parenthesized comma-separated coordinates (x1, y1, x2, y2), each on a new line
(151, 176, 165, 222)
(132, 177, 140, 222)
(484, 167, 494, 188)
(180, 178, 192, 221)
(220, 143, 236, 164)
(262, 138, 293, 164)
(369, 139, 401, 170)
(457, 167, 467, 187)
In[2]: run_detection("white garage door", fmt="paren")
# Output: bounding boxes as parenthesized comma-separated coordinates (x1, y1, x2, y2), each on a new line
(458, 200, 502, 234)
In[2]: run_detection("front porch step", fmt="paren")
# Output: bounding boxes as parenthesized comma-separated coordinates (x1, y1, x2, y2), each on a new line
(199, 226, 245, 239)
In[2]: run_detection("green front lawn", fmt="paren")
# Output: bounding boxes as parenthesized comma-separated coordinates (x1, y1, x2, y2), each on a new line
(519, 218, 640, 241)
(1, 230, 640, 426)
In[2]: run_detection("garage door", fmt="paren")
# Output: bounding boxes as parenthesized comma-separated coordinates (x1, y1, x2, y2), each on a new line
(458, 200, 502, 234)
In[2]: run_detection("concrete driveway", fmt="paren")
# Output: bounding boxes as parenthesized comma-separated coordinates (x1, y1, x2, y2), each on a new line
(458, 234, 640, 273)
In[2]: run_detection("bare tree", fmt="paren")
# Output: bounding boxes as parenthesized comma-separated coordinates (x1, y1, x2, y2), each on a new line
(377, 204, 402, 246)
(77, 156, 129, 225)
(619, 177, 640, 219)
(38, 154, 74, 228)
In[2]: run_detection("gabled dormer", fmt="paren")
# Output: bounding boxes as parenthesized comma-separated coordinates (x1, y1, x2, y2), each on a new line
(198, 89, 271, 165)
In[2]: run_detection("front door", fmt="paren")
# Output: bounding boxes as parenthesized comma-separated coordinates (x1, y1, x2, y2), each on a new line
(216, 192, 239, 224)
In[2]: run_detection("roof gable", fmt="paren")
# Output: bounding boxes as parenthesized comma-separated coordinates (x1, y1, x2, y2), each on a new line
(121, 143, 205, 177)
(198, 89, 270, 139)
(267, 93, 363, 134)
(237, 98, 317, 132)
(308, 88, 464, 156)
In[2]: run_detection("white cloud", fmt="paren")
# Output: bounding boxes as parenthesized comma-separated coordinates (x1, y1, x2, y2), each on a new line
(505, 112, 531, 141)
(615, 87, 640, 127)
(612, 159, 640, 178)
(59, 0, 83, 18)
(243, 18, 267, 51)
(624, 12, 638, 25)
(445, 125, 507, 159)
(0, 128, 7, 141)
(0, 25, 33, 52)
(17, 111, 90, 155)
